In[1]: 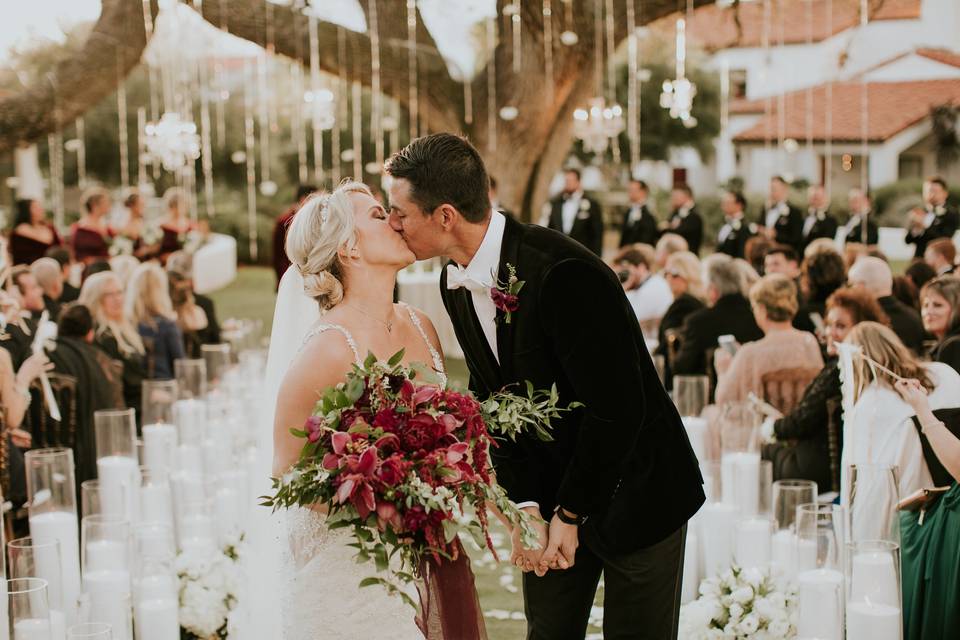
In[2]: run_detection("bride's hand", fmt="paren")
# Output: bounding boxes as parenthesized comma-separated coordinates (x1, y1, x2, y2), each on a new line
(509, 507, 547, 575)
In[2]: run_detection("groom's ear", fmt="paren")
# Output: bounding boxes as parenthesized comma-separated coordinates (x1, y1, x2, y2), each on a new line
(436, 204, 461, 231)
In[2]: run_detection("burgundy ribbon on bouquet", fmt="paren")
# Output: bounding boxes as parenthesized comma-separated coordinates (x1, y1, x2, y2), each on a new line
(415, 539, 488, 640)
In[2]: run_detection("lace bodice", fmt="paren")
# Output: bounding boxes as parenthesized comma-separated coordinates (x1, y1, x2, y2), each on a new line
(301, 303, 447, 387)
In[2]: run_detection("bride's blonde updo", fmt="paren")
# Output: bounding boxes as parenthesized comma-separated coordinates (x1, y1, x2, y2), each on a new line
(285, 180, 372, 310)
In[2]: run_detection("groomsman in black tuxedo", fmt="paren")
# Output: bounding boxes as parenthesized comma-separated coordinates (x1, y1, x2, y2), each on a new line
(546, 168, 604, 256)
(618, 179, 659, 247)
(665, 183, 703, 254)
(716, 190, 756, 258)
(905, 176, 959, 258)
(758, 175, 804, 252)
(842, 188, 879, 245)
(801, 184, 838, 252)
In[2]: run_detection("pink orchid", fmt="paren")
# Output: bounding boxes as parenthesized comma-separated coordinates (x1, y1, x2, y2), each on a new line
(334, 446, 379, 519)
(412, 385, 439, 406)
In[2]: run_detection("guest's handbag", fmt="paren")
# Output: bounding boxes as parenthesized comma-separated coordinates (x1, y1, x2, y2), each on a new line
(897, 486, 950, 512)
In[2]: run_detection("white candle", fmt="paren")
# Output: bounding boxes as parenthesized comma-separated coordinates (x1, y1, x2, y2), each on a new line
(173, 399, 205, 444)
(141, 423, 177, 473)
(202, 439, 229, 479)
(87, 588, 131, 640)
(49, 610, 65, 640)
(134, 524, 176, 560)
(771, 529, 796, 577)
(735, 517, 772, 570)
(96, 456, 140, 520)
(846, 601, 901, 640)
(796, 538, 818, 573)
(84, 540, 127, 574)
(682, 417, 707, 464)
(850, 551, 900, 607)
(135, 598, 179, 640)
(797, 568, 844, 640)
(0, 578, 8, 640)
(139, 483, 174, 527)
(178, 514, 216, 554)
(681, 530, 700, 604)
(29, 512, 80, 623)
(135, 575, 176, 602)
(175, 445, 203, 476)
(12, 618, 50, 640)
(701, 502, 737, 578)
(721, 452, 761, 514)
(83, 570, 130, 598)
(213, 486, 240, 543)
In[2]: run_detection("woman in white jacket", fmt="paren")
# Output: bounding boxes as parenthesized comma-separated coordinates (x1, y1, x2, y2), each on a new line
(840, 321, 960, 540)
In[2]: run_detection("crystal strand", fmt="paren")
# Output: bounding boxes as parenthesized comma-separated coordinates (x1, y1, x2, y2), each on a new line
(293, 64, 308, 183)
(486, 17, 497, 155)
(389, 98, 400, 156)
(115, 44, 127, 189)
(762, 0, 772, 162)
(604, 0, 619, 163)
(75, 117, 87, 189)
(257, 53, 271, 185)
(463, 76, 473, 125)
(776, 0, 786, 165)
(215, 0, 229, 148)
(511, 0, 522, 74)
(825, 0, 834, 195)
(406, 0, 418, 139)
(243, 60, 258, 262)
(352, 79, 362, 180)
(626, 0, 639, 170)
(368, 0, 384, 171)
(199, 57, 215, 217)
(48, 132, 64, 230)
(137, 107, 147, 187)
(309, 11, 323, 184)
(593, 0, 602, 97)
(543, 0, 554, 105)
(805, 0, 813, 154)
(266, 0, 278, 135)
(333, 27, 347, 185)
(859, 0, 869, 195)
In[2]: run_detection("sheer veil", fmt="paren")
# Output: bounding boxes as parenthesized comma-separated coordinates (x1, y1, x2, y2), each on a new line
(236, 266, 319, 639)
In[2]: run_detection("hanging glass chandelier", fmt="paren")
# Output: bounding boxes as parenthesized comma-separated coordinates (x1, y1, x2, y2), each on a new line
(573, 97, 625, 154)
(143, 112, 201, 172)
(660, 17, 698, 128)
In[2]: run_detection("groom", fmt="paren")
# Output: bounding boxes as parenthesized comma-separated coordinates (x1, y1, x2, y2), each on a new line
(385, 134, 705, 639)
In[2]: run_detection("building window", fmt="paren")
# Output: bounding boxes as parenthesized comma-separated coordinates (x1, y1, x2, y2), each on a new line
(730, 69, 748, 99)
(898, 155, 923, 180)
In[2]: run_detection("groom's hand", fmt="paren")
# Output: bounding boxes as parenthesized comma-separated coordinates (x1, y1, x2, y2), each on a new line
(510, 506, 547, 575)
(539, 510, 579, 572)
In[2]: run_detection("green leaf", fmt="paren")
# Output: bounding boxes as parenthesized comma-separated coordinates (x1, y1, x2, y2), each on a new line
(358, 577, 381, 588)
(289, 428, 308, 439)
(333, 390, 350, 408)
(387, 349, 406, 367)
(374, 545, 389, 572)
(345, 377, 365, 403)
(364, 352, 377, 369)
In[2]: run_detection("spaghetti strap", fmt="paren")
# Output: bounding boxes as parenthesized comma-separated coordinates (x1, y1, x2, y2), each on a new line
(300, 323, 363, 366)
(401, 303, 447, 387)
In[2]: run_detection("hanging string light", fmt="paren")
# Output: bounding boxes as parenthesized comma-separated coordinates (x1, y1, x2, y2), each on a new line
(761, 0, 772, 158)
(572, 0, 623, 155)
(351, 78, 363, 179)
(559, 0, 577, 46)
(214, 0, 229, 148)
(333, 26, 347, 185)
(47, 132, 64, 230)
(825, 0, 834, 195)
(265, 1, 278, 135)
(859, 0, 869, 195)
(626, 0, 640, 170)
(74, 117, 87, 189)
(406, 0, 419, 139)
(506, 1, 522, 74)
(604, 0, 620, 163)
(463, 70, 473, 125)
(143, 112, 201, 172)
(137, 107, 148, 187)
(659, 2, 697, 128)
(243, 59, 258, 261)
(368, 0, 384, 173)
(776, 0, 787, 169)
(198, 58, 215, 216)
(140, 0, 161, 178)
(543, 0, 555, 105)
(486, 17, 497, 155)
(805, 0, 814, 155)
(309, 11, 324, 184)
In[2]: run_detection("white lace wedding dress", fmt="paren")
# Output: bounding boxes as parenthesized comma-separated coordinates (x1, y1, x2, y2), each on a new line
(280, 306, 447, 640)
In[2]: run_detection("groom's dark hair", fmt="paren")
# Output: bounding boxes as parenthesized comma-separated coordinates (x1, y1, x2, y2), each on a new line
(385, 133, 491, 224)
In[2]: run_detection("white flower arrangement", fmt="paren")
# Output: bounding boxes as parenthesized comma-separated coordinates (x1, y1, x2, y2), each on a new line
(679, 566, 797, 640)
(177, 537, 243, 639)
(182, 229, 206, 254)
(108, 235, 135, 257)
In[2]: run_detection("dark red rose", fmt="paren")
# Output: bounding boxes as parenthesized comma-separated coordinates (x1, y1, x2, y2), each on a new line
(373, 408, 402, 433)
(403, 505, 429, 532)
(377, 455, 410, 486)
(490, 288, 519, 313)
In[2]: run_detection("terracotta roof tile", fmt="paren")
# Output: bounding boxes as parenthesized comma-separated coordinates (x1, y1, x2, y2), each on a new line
(732, 78, 960, 143)
(916, 48, 960, 69)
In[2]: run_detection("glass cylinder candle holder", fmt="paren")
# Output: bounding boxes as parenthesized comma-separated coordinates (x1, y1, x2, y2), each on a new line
(80, 482, 126, 521)
(131, 524, 176, 566)
(700, 500, 737, 579)
(846, 464, 901, 545)
(8, 577, 52, 640)
(845, 540, 902, 640)
(673, 375, 709, 418)
(132, 556, 177, 640)
(173, 360, 206, 400)
(140, 382, 178, 474)
(80, 516, 131, 603)
(734, 515, 773, 570)
(201, 344, 232, 386)
(94, 411, 139, 523)
(701, 461, 721, 504)
(7, 538, 67, 638)
(795, 503, 847, 573)
(25, 448, 81, 626)
(718, 402, 761, 511)
(796, 566, 844, 640)
(66, 623, 112, 639)
(173, 495, 216, 557)
(137, 470, 174, 529)
(84, 591, 130, 640)
(772, 479, 818, 531)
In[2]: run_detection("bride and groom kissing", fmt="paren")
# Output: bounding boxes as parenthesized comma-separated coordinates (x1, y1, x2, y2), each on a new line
(270, 133, 705, 639)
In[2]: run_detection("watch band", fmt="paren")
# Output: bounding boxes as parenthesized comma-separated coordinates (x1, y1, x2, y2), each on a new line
(555, 506, 587, 526)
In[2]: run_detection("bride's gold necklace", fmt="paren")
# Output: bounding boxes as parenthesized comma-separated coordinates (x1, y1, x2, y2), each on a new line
(343, 302, 394, 333)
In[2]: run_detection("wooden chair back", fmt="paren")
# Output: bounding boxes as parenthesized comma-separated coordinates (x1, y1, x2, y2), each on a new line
(825, 397, 843, 493)
(28, 373, 80, 450)
(760, 367, 821, 415)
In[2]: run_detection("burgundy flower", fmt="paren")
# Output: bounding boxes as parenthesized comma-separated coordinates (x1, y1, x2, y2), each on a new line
(376, 500, 402, 530)
(373, 408, 402, 433)
(490, 288, 520, 313)
(412, 385, 439, 407)
(377, 455, 410, 487)
(333, 446, 379, 519)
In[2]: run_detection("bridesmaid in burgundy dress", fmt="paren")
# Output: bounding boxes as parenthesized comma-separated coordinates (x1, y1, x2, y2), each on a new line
(10, 199, 62, 265)
(158, 188, 196, 264)
(72, 187, 115, 265)
(118, 189, 158, 260)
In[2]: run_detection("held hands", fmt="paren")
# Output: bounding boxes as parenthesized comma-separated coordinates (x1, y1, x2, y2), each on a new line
(510, 506, 548, 575)
(509, 506, 579, 576)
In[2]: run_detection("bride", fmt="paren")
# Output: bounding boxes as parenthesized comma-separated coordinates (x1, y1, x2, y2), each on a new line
(253, 180, 455, 639)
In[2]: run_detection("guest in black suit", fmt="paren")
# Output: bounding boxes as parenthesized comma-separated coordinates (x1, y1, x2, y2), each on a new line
(758, 175, 804, 252)
(619, 179, 659, 247)
(386, 133, 704, 639)
(716, 190, 756, 258)
(655, 251, 706, 389)
(920, 276, 960, 374)
(906, 176, 959, 258)
(673, 254, 763, 376)
(924, 237, 957, 277)
(801, 184, 838, 253)
(546, 168, 604, 256)
(44, 247, 80, 304)
(489, 175, 515, 219)
(848, 256, 925, 354)
(30, 257, 65, 322)
(841, 188, 879, 245)
(665, 183, 703, 255)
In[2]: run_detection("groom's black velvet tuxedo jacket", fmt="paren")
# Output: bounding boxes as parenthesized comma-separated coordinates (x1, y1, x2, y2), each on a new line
(440, 215, 705, 553)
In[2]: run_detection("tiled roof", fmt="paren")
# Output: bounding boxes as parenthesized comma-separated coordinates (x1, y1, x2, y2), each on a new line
(916, 48, 960, 69)
(732, 78, 960, 143)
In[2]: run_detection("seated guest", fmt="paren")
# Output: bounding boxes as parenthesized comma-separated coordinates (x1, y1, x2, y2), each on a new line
(10, 198, 61, 266)
(664, 183, 703, 254)
(714, 274, 823, 404)
(168, 270, 208, 358)
(906, 259, 937, 292)
(79, 272, 146, 414)
(158, 188, 198, 263)
(804, 237, 840, 260)
(72, 187, 114, 265)
(841, 322, 960, 524)
(673, 254, 763, 376)
(10, 266, 47, 323)
(893, 377, 960, 638)
(764, 244, 812, 333)
(892, 275, 920, 311)
(167, 251, 220, 345)
(716, 191, 756, 259)
(798, 248, 846, 332)
(744, 235, 773, 276)
(733, 258, 760, 294)
(848, 256, 925, 354)
(613, 244, 673, 325)
(921, 276, 960, 373)
(905, 175, 959, 259)
(924, 237, 957, 277)
(655, 251, 705, 389)
(125, 263, 185, 379)
(45, 247, 80, 303)
(841, 188, 879, 246)
(0, 289, 34, 367)
(758, 175, 803, 252)
(801, 184, 838, 253)
(30, 258, 65, 320)
(619, 179, 659, 247)
(654, 233, 688, 269)
(82, 261, 112, 285)
(762, 288, 888, 489)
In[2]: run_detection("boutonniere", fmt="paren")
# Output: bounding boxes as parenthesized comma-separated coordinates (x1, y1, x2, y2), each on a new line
(579, 199, 590, 212)
(816, 210, 826, 221)
(491, 263, 524, 324)
(730, 218, 742, 231)
(934, 205, 946, 217)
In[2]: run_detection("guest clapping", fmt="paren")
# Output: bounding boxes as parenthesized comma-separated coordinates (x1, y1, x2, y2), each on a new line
(10, 198, 61, 266)
(714, 274, 823, 404)
(920, 276, 960, 373)
(72, 187, 114, 265)
(126, 263, 185, 380)
(906, 176, 959, 259)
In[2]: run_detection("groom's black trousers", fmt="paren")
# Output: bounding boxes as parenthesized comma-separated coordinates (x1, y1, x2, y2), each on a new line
(522, 523, 686, 640)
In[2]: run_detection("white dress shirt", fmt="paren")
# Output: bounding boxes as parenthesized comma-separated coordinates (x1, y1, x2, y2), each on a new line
(765, 201, 787, 229)
(625, 274, 673, 323)
(561, 191, 583, 235)
(626, 202, 645, 225)
(803, 208, 825, 238)
(717, 213, 744, 244)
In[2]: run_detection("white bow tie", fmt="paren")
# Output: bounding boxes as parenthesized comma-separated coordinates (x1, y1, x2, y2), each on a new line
(446, 264, 490, 292)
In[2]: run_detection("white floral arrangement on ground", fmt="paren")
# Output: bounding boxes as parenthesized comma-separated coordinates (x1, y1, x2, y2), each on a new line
(679, 566, 798, 639)
(177, 537, 243, 640)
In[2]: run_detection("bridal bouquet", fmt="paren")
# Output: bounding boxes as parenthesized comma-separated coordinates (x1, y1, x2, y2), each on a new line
(679, 566, 798, 639)
(263, 350, 570, 604)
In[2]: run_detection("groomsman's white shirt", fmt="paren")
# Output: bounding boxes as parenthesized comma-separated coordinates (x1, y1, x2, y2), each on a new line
(625, 274, 673, 323)
(561, 191, 584, 234)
